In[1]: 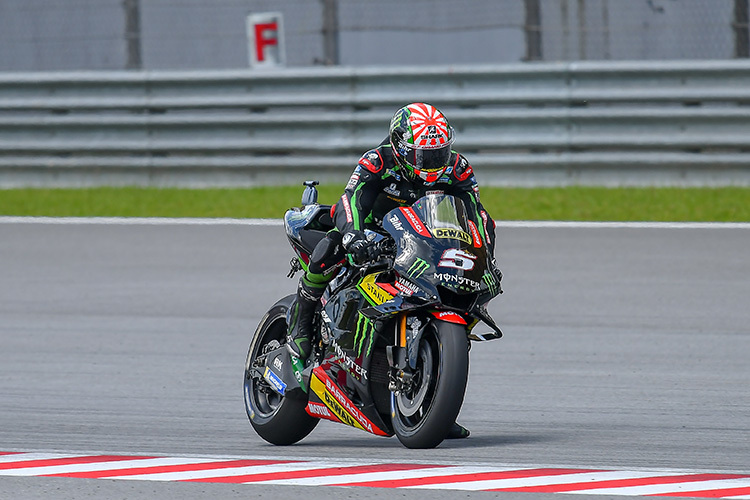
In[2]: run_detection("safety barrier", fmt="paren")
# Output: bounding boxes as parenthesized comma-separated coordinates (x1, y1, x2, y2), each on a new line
(1, 60, 750, 187)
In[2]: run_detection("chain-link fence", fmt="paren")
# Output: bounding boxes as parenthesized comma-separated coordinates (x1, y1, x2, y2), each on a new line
(0, 0, 748, 71)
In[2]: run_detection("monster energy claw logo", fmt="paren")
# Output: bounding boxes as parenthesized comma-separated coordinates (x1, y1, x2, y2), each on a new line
(483, 272, 499, 296)
(407, 258, 430, 279)
(354, 313, 375, 357)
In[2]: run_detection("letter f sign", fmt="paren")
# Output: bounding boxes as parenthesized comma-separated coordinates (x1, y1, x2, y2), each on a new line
(247, 12, 285, 67)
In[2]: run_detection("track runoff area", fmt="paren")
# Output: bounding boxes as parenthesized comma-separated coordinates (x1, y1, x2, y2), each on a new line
(2, 216, 748, 497)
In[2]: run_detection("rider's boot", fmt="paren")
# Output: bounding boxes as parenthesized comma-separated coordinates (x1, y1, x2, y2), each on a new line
(286, 280, 323, 361)
(447, 422, 471, 439)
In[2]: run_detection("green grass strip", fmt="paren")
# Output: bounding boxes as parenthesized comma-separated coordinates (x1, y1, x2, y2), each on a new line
(0, 186, 748, 222)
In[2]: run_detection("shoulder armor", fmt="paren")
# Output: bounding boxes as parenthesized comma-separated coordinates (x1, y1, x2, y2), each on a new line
(452, 154, 474, 182)
(358, 149, 384, 174)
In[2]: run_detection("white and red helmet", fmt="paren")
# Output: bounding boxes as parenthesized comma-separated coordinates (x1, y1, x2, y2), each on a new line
(389, 103, 455, 184)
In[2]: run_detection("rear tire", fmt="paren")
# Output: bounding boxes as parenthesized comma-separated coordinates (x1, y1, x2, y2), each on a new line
(391, 320, 469, 449)
(243, 294, 318, 445)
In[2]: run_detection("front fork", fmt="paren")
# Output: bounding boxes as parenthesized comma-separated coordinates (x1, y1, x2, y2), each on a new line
(386, 313, 424, 394)
(387, 310, 469, 394)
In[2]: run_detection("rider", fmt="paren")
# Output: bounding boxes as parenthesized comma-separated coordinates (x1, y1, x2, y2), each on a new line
(286, 102, 501, 438)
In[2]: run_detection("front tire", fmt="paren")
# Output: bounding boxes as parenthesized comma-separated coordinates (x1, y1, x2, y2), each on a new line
(243, 294, 318, 445)
(391, 320, 469, 449)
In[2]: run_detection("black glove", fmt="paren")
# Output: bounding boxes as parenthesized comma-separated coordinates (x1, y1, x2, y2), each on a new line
(342, 231, 373, 264)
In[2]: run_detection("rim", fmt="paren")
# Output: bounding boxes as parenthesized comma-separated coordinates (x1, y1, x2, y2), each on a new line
(394, 333, 439, 429)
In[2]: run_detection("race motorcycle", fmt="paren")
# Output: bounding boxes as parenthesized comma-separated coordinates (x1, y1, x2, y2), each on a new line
(243, 181, 503, 449)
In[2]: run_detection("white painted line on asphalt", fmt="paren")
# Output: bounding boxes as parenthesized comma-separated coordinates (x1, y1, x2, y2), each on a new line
(0, 457, 221, 477)
(0, 453, 83, 464)
(566, 477, 750, 496)
(496, 220, 750, 229)
(252, 465, 520, 486)
(403, 470, 688, 491)
(0, 216, 283, 226)
(110, 460, 356, 482)
(0, 216, 748, 229)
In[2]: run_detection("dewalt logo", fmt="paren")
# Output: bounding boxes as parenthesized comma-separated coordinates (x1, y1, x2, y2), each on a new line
(433, 228, 472, 245)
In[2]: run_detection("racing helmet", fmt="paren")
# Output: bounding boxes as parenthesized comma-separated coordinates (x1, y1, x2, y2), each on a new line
(389, 102, 455, 184)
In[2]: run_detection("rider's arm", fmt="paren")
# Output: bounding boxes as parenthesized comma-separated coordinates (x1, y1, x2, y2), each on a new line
(332, 150, 383, 237)
(449, 154, 497, 256)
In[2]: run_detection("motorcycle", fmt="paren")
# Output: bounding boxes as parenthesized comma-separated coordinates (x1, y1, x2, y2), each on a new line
(243, 181, 503, 449)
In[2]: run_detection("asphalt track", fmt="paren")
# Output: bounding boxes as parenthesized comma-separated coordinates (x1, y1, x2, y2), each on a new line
(0, 218, 748, 499)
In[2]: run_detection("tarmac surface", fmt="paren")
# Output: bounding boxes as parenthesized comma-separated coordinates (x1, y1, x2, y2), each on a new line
(1, 219, 748, 499)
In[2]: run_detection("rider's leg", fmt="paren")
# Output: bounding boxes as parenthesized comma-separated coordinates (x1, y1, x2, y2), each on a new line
(286, 231, 344, 360)
(286, 276, 326, 360)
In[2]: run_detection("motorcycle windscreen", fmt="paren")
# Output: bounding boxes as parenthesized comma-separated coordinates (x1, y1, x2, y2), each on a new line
(385, 194, 493, 296)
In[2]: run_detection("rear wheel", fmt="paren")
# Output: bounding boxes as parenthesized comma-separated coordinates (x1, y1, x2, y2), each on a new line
(243, 294, 318, 445)
(391, 320, 469, 449)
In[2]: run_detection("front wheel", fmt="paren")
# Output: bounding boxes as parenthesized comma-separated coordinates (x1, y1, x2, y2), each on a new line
(391, 320, 469, 449)
(243, 294, 318, 445)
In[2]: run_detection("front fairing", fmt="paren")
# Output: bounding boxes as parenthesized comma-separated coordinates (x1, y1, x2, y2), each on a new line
(382, 194, 500, 304)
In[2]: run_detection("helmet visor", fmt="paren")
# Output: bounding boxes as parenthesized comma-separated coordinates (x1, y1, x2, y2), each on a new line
(403, 144, 452, 173)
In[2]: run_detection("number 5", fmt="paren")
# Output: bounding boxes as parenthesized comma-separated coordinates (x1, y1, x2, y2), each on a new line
(438, 248, 477, 270)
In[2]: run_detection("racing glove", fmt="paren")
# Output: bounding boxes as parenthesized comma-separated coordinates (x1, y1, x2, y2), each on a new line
(342, 231, 374, 264)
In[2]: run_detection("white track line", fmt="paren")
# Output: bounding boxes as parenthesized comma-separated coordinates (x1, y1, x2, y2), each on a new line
(0, 216, 748, 229)
(0, 457, 223, 477)
(251, 465, 524, 486)
(403, 470, 690, 491)
(0, 453, 82, 464)
(110, 460, 366, 482)
(566, 478, 750, 496)
(0, 216, 282, 226)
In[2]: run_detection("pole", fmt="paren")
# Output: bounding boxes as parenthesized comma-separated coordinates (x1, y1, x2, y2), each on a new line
(524, 0, 543, 61)
(123, 0, 142, 69)
(322, 0, 339, 65)
(734, 0, 749, 58)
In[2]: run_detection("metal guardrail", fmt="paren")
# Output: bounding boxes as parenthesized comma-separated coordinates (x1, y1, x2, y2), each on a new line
(1, 60, 750, 187)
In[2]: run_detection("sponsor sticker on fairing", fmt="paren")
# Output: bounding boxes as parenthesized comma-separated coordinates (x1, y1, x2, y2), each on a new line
(330, 338, 368, 379)
(394, 278, 419, 296)
(306, 402, 333, 419)
(399, 207, 431, 238)
(387, 214, 404, 231)
(309, 368, 388, 436)
(433, 227, 472, 245)
(433, 272, 481, 291)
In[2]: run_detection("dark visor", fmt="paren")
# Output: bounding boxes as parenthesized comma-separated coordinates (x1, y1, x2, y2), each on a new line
(404, 144, 452, 171)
